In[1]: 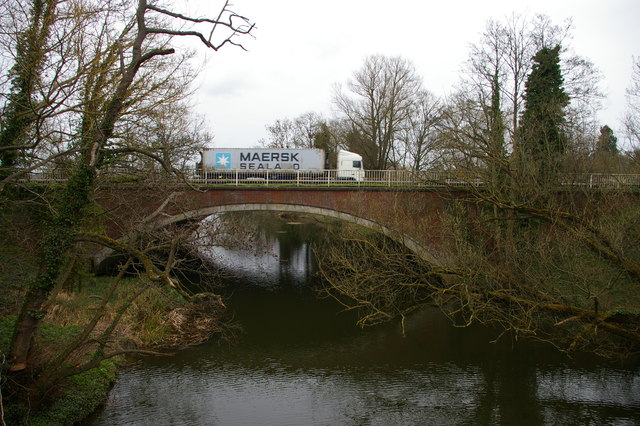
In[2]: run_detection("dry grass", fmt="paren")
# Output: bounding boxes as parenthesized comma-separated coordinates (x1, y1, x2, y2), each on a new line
(36, 276, 227, 368)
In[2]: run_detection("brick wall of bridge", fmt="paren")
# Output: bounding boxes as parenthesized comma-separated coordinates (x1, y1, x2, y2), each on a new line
(96, 187, 454, 251)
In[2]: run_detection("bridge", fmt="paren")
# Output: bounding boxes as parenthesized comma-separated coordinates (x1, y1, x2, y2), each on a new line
(18, 168, 640, 265)
(94, 185, 457, 266)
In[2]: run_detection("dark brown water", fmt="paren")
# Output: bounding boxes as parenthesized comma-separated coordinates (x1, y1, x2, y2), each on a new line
(87, 215, 640, 425)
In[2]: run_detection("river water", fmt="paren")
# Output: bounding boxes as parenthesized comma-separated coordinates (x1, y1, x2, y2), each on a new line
(87, 214, 640, 425)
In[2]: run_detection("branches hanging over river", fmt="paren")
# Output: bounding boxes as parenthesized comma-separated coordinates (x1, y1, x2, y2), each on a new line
(314, 194, 640, 359)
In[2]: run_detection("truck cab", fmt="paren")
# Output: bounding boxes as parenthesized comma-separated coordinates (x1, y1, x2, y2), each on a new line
(336, 150, 364, 181)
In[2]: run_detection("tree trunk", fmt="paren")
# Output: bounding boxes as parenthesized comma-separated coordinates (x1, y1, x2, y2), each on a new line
(9, 287, 49, 371)
(10, 163, 95, 370)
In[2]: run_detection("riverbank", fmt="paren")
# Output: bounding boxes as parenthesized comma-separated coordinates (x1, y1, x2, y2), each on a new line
(1, 276, 229, 425)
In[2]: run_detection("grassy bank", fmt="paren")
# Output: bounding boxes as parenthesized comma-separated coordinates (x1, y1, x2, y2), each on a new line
(1, 276, 227, 425)
(1, 314, 117, 425)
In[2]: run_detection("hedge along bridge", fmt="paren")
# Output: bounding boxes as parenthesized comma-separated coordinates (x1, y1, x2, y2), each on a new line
(94, 184, 456, 267)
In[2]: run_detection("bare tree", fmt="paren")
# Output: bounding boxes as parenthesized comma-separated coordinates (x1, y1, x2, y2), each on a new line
(315, 15, 636, 358)
(8, 0, 254, 373)
(438, 90, 503, 175)
(334, 55, 422, 169)
(293, 112, 326, 148)
(260, 118, 295, 148)
(399, 90, 443, 171)
(26, 186, 256, 397)
(316, 188, 640, 358)
(625, 57, 640, 148)
(458, 13, 602, 161)
(260, 112, 325, 149)
(105, 100, 213, 177)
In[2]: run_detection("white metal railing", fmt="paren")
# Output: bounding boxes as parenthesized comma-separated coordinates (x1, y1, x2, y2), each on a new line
(186, 169, 484, 187)
(12, 169, 640, 189)
(13, 169, 67, 183)
(187, 169, 640, 188)
(559, 173, 640, 189)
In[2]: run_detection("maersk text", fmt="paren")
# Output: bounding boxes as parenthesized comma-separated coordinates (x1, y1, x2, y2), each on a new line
(240, 152, 300, 162)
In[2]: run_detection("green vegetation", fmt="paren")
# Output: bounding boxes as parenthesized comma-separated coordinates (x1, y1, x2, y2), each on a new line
(1, 274, 225, 424)
(28, 361, 117, 426)
(0, 316, 15, 353)
(520, 45, 570, 157)
(2, 315, 116, 425)
(4, 360, 117, 426)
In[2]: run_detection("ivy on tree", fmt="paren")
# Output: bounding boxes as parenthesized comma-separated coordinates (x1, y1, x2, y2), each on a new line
(519, 45, 570, 178)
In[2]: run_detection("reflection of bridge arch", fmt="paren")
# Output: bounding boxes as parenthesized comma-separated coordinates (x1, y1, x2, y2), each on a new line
(151, 203, 440, 265)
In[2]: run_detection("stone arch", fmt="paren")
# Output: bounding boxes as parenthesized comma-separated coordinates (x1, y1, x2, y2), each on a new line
(94, 202, 441, 268)
(94, 203, 440, 265)
(151, 203, 440, 265)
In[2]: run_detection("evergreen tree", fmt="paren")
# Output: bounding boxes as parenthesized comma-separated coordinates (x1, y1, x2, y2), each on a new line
(519, 45, 569, 180)
(596, 125, 618, 154)
(313, 122, 332, 151)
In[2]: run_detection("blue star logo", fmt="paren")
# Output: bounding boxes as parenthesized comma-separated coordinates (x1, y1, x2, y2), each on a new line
(215, 153, 231, 169)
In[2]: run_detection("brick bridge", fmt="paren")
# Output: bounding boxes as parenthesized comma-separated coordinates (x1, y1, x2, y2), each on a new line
(96, 186, 456, 265)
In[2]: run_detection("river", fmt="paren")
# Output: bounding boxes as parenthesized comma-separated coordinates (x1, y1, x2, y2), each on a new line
(86, 213, 640, 425)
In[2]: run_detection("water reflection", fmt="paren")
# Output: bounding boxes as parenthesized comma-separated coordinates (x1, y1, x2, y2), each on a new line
(87, 213, 640, 425)
(199, 214, 316, 289)
(88, 288, 640, 426)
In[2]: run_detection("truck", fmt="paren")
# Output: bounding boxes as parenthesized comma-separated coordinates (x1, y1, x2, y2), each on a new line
(199, 148, 364, 181)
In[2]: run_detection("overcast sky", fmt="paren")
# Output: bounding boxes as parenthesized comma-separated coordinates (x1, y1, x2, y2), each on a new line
(191, 0, 640, 149)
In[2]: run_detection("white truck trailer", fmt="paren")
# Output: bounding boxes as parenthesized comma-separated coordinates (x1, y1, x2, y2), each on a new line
(200, 148, 364, 181)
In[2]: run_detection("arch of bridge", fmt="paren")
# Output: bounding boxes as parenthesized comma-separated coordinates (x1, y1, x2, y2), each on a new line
(151, 202, 439, 265)
(96, 187, 448, 267)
